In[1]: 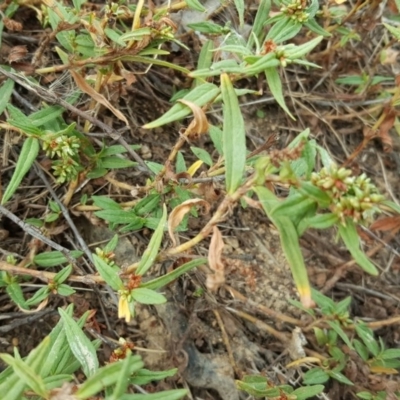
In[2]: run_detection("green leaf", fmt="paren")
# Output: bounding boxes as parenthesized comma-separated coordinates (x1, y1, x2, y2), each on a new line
(186, 0, 206, 11)
(247, 0, 271, 49)
(57, 284, 76, 296)
(354, 339, 369, 361)
(255, 186, 312, 307)
(338, 219, 378, 275)
(285, 36, 324, 60)
(209, 125, 223, 155)
(34, 250, 83, 267)
(136, 204, 167, 276)
(187, 21, 225, 34)
(303, 368, 330, 385)
(2, 137, 40, 204)
(94, 210, 144, 225)
(233, 0, 245, 27)
(98, 156, 137, 169)
(384, 23, 400, 41)
(304, 19, 331, 37)
(221, 73, 246, 194)
(109, 353, 137, 400)
(327, 321, 354, 350)
(133, 194, 161, 216)
(25, 286, 50, 306)
(92, 195, 121, 210)
(54, 265, 73, 284)
(6, 282, 28, 309)
(43, 374, 74, 390)
(265, 67, 294, 119)
(298, 213, 339, 233)
(103, 234, 119, 254)
(58, 308, 99, 377)
(130, 368, 178, 385)
(381, 348, 400, 359)
(0, 78, 14, 115)
(119, 389, 188, 400)
(75, 354, 144, 399)
(6, 104, 43, 135)
(266, 17, 302, 43)
(92, 254, 123, 291)
(190, 146, 212, 166)
(329, 370, 353, 385)
(243, 53, 281, 75)
(311, 288, 335, 312)
(142, 258, 207, 290)
(144, 83, 220, 129)
(131, 288, 167, 304)
(292, 385, 325, 400)
(29, 106, 64, 127)
(0, 354, 49, 398)
(355, 323, 380, 357)
(271, 193, 316, 221)
(176, 151, 186, 173)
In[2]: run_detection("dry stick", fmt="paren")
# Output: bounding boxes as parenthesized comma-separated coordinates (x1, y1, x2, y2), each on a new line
(0, 204, 75, 257)
(0, 260, 103, 284)
(213, 309, 240, 378)
(226, 307, 289, 343)
(0, 67, 152, 175)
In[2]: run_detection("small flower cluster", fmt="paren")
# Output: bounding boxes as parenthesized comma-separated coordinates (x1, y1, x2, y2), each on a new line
(42, 134, 81, 183)
(281, 0, 309, 23)
(311, 166, 384, 224)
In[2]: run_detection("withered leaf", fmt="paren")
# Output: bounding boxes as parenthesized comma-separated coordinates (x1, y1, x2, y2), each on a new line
(206, 226, 225, 291)
(168, 198, 210, 247)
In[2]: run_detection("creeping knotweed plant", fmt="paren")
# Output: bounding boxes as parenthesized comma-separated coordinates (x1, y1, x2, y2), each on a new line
(311, 166, 384, 224)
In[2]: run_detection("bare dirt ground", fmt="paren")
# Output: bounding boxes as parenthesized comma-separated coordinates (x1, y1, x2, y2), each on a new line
(1, 1, 400, 399)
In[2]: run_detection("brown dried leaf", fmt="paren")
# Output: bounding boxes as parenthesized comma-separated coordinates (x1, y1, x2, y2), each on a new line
(3, 17, 23, 32)
(378, 107, 396, 152)
(70, 70, 129, 125)
(168, 198, 210, 247)
(7, 45, 28, 63)
(178, 99, 209, 139)
(370, 215, 400, 233)
(206, 226, 225, 291)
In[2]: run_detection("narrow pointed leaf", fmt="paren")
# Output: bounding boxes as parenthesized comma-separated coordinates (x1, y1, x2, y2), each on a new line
(130, 288, 167, 304)
(92, 254, 123, 290)
(2, 137, 40, 204)
(338, 219, 378, 275)
(75, 355, 143, 399)
(142, 258, 207, 290)
(254, 186, 312, 307)
(144, 83, 220, 129)
(265, 67, 294, 119)
(0, 354, 48, 398)
(221, 73, 246, 194)
(58, 308, 99, 377)
(136, 204, 167, 276)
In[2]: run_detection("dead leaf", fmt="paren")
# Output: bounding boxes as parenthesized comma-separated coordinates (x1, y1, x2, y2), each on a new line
(206, 226, 225, 291)
(178, 99, 209, 139)
(370, 215, 400, 234)
(70, 70, 129, 125)
(378, 106, 396, 152)
(7, 45, 28, 63)
(3, 17, 22, 32)
(168, 198, 210, 247)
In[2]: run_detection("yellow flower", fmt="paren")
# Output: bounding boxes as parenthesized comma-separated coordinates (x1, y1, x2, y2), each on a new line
(118, 294, 131, 323)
